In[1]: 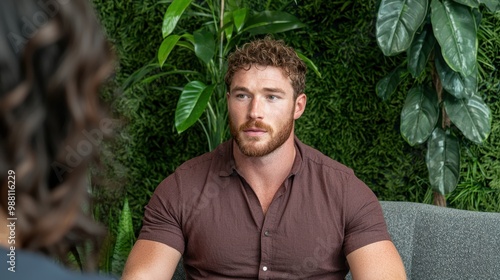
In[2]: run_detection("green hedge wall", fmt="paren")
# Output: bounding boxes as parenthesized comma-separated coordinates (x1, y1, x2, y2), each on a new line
(91, 0, 500, 236)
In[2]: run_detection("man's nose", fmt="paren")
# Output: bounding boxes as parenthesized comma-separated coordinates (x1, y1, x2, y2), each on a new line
(248, 97, 264, 120)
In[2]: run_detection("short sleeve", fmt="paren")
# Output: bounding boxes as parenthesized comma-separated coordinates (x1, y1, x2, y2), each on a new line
(138, 174, 185, 254)
(342, 175, 390, 256)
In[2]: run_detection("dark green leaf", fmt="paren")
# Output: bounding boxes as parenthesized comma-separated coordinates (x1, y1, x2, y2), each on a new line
(194, 29, 215, 64)
(376, 0, 428, 56)
(452, 0, 480, 8)
(158, 35, 181, 67)
(376, 66, 406, 101)
(426, 127, 460, 195)
(175, 81, 215, 133)
(111, 197, 135, 276)
(243, 11, 306, 35)
(400, 85, 439, 146)
(480, 0, 500, 12)
(297, 52, 321, 79)
(435, 49, 477, 99)
(444, 93, 491, 143)
(407, 25, 436, 78)
(162, 0, 193, 38)
(431, 0, 477, 76)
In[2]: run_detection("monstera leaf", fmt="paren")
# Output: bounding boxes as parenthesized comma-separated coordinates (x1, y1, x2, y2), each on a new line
(400, 85, 439, 146)
(426, 127, 460, 195)
(444, 93, 491, 144)
(431, 0, 477, 76)
(376, 0, 428, 56)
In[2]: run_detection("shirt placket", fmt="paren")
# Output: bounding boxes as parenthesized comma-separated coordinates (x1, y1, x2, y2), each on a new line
(257, 184, 287, 280)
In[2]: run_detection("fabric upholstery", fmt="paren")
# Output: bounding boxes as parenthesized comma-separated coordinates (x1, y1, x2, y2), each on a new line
(375, 201, 500, 280)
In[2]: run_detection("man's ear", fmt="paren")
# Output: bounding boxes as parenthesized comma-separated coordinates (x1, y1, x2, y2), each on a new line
(294, 93, 307, 120)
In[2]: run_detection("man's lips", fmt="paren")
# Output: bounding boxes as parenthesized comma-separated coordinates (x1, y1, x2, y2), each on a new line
(243, 128, 267, 136)
(243, 128, 266, 133)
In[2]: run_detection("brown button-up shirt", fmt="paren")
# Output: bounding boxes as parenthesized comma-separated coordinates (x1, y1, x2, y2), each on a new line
(139, 138, 390, 279)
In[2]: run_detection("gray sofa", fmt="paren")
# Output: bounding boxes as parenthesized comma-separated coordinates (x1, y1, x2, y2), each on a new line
(172, 201, 500, 279)
(374, 201, 500, 280)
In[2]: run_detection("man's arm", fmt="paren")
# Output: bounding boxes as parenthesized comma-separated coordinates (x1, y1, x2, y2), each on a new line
(121, 240, 181, 280)
(346, 240, 406, 280)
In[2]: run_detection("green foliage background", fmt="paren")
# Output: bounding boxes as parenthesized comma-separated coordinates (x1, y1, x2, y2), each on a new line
(91, 0, 500, 243)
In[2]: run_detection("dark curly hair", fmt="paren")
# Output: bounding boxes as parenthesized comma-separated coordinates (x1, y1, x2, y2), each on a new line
(0, 0, 114, 270)
(224, 37, 307, 98)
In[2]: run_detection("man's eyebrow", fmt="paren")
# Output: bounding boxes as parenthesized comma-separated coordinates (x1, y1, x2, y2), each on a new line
(262, 87, 286, 94)
(229, 86, 286, 94)
(230, 86, 250, 93)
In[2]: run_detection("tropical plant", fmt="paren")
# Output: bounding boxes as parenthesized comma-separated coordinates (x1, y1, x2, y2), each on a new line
(375, 0, 499, 206)
(125, 0, 320, 151)
(98, 197, 135, 275)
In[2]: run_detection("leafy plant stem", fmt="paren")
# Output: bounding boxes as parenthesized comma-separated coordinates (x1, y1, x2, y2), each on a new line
(433, 191, 447, 207)
(220, 0, 225, 71)
(198, 118, 212, 151)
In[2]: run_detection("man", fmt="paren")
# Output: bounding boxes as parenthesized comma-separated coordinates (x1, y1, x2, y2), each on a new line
(122, 38, 406, 279)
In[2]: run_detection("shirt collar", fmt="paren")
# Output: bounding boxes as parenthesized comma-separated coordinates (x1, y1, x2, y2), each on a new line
(217, 136, 304, 177)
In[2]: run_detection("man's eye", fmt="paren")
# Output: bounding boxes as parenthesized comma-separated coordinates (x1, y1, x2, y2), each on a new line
(268, 95, 278, 100)
(235, 94, 247, 99)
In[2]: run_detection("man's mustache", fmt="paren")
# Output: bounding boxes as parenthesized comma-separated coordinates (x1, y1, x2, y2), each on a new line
(239, 120, 273, 133)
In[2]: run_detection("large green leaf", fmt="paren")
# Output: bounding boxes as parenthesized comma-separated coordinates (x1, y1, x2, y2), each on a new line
(407, 24, 436, 78)
(111, 197, 135, 276)
(158, 35, 181, 67)
(426, 127, 460, 195)
(480, 0, 500, 12)
(194, 29, 215, 64)
(435, 49, 477, 99)
(444, 93, 491, 143)
(175, 81, 215, 133)
(376, 0, 428, 56)
(453, 0, 480, 7)
(376, 66, 406, 101)
(431, 0, 477, 76)
(400, 85, 439, 146)
(162, 0, 193, 38)
(243, 11, 306, 35)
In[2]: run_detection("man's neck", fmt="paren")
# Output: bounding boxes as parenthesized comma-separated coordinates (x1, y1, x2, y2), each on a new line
(233, 135, 296, 192)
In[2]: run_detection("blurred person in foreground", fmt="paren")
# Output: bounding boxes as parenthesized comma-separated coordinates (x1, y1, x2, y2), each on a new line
(123, 37, 406, 279)
(0, 0, 115, 279)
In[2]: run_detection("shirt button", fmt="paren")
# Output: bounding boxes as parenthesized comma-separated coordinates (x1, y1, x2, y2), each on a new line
(263, 266, 268, 271)
(264, 230, 270, 237)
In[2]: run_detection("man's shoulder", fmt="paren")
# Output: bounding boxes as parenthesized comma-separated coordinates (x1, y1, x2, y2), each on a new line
(296, 139, 355, 176)
(176, 140, 231, 172)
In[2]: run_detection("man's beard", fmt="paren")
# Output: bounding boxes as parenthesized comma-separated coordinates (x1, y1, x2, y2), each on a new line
(230, 114, 294, 157)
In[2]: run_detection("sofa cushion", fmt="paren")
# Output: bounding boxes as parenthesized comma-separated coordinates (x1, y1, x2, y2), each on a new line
(381, 201, 500, 280)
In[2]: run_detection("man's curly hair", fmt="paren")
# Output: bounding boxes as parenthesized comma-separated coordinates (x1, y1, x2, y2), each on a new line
(224, 37, 306, 98)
